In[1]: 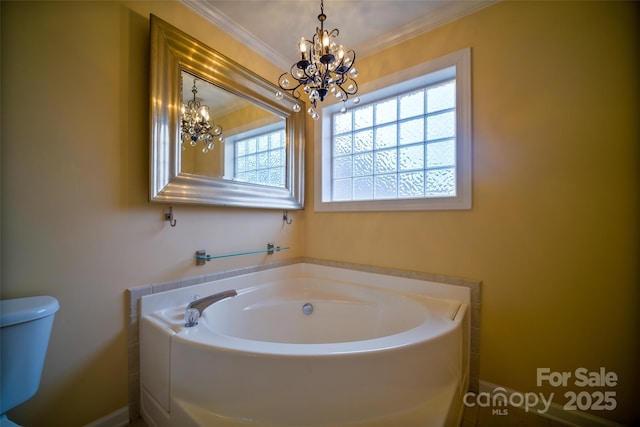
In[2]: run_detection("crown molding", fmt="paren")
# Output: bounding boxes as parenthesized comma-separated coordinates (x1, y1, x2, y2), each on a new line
(354, 1, 499, 58)
(182, 0, 499, 70)
(182, 0, 293, 70)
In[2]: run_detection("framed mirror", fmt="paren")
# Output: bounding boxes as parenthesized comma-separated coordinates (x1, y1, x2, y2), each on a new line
(149, 15, 304, 209)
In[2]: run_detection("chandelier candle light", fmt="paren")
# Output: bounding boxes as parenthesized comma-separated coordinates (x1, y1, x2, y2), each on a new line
(276, 0, 360, 120)
(181, 78, 223, 153)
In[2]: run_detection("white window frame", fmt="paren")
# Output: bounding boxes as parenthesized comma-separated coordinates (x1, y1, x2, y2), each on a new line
(315, 47, 472, 211)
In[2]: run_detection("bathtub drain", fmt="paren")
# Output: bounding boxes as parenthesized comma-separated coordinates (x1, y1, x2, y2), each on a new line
(302, 303, 314, 315)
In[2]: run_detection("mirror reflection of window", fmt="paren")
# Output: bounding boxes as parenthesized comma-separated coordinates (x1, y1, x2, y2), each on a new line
(224, 123, 286, 188)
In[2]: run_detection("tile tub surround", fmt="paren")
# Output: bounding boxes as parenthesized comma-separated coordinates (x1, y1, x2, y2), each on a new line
(126, 258, 481, 421)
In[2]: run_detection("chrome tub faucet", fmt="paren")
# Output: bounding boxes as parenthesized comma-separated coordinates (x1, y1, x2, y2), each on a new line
(184, 290, 237, 327)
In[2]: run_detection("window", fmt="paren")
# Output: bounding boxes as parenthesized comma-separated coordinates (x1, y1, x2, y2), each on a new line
(226, 124, 286, 188)
(315, 48, 471, 211)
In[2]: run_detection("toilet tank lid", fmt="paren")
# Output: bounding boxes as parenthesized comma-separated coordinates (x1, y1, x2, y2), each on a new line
(0, 296, 60, 327)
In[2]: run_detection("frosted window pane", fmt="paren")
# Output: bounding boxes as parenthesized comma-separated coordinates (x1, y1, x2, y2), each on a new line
(270, 149, 284, 167)
(258, 135, 269, 151)
(427, 111, 455, 140)
(354, 105, 373, 130)
(258, 152, 269, 168)
(375, 149, 397, 174)
(333, 157, 352, 179)
(333, 178, 352, 201)
(375, 124, 397, 149)
(353, 176, 373, 200)
(426, 139, 455, 168)
(375, 99, 397, 125)
(234, 128, 285, 186)
(400, 118, 424, 145)
(375, 174, 397, 199)
(246, 154, 257, 170)
(237, 141, 246, 156)
(258, 169, 269, 183)
(399, 145, 424, 171)
(334, 134, 352, 156)
(236, 156, 246, 171)
(270, 132, 283, 148)
(399, 171, 425, 198)
(426, 168, 456, 196)
(246, 139, 257, 154)
(353, 153, 373, 176)
(354, 130, 373, 153)
(427, 81, 455, 113)
(334, 112, 352, 134)
(399, 90, 424, 119)
(270, 169, 284, 186)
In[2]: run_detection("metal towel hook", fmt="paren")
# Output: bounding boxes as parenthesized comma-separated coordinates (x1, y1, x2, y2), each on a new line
(165, 207, 177, 227)
(283, 210, 293, 225)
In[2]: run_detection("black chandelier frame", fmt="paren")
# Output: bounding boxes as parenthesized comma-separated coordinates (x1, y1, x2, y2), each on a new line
(277, 0, 359, 115)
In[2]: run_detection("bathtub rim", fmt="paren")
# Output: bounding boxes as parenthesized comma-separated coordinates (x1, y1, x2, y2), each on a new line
(148, 274, 465, 351)
(167, 302, 467, 357)
(139, 262, 472, 318)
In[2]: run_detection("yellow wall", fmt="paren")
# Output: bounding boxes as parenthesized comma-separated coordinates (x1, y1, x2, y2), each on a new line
(305, 1, 639, 424)
(1, 0, 638, 426)
(1, 1, 302, 425)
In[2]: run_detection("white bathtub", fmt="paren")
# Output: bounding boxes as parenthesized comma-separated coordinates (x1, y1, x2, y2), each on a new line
(140, 263, 470, 427)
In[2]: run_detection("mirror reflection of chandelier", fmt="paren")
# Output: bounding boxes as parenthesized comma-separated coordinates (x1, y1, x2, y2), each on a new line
(181, 78, 223, 153)
(276, 0, 360, 120)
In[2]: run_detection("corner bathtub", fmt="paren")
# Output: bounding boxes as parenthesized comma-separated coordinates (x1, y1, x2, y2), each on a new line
(140, 263, 470, 427)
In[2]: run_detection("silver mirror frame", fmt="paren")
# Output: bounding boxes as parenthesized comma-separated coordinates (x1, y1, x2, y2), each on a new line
(149, 15, 305, 209)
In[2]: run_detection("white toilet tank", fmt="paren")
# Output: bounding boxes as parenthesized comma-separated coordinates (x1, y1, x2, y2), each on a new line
(0, 296, 59, 415)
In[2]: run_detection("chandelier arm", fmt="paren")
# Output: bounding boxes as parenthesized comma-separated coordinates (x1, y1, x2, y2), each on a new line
(278, 72, 298, 93)
(323, 67, 332, 90)
(282, 62, 314, 87)
(343, 78, 359, 97)
(298, 65, 318, 85)
(290, 82, 306, 101)
(277, 72, 306, 101)
(278, 71, 292, 86)
(349, 49, 357, 69)
(345, 79, 358, 95)
(292, 66, 318, 95)
(289, 62, 304, 76)
(333, 80, 349, 101)
(338, 50, 357, 74)
(292, 86, 306, 102)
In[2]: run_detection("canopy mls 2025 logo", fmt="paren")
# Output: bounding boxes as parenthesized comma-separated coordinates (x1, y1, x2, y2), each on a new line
(464, 367, 618, 416)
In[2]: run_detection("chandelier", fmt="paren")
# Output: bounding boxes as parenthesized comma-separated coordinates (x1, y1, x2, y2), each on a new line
(276, 0, 360, 120)
(180, 78, 223, 153)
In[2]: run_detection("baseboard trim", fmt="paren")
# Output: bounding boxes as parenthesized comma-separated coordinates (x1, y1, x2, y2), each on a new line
(478, 380, 625, 427)
(83, 406, 129, 427)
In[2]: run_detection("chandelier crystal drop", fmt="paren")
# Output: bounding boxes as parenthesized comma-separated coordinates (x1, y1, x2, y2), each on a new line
(276, 0, 360, 120)
(181, 78, 223, 153)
